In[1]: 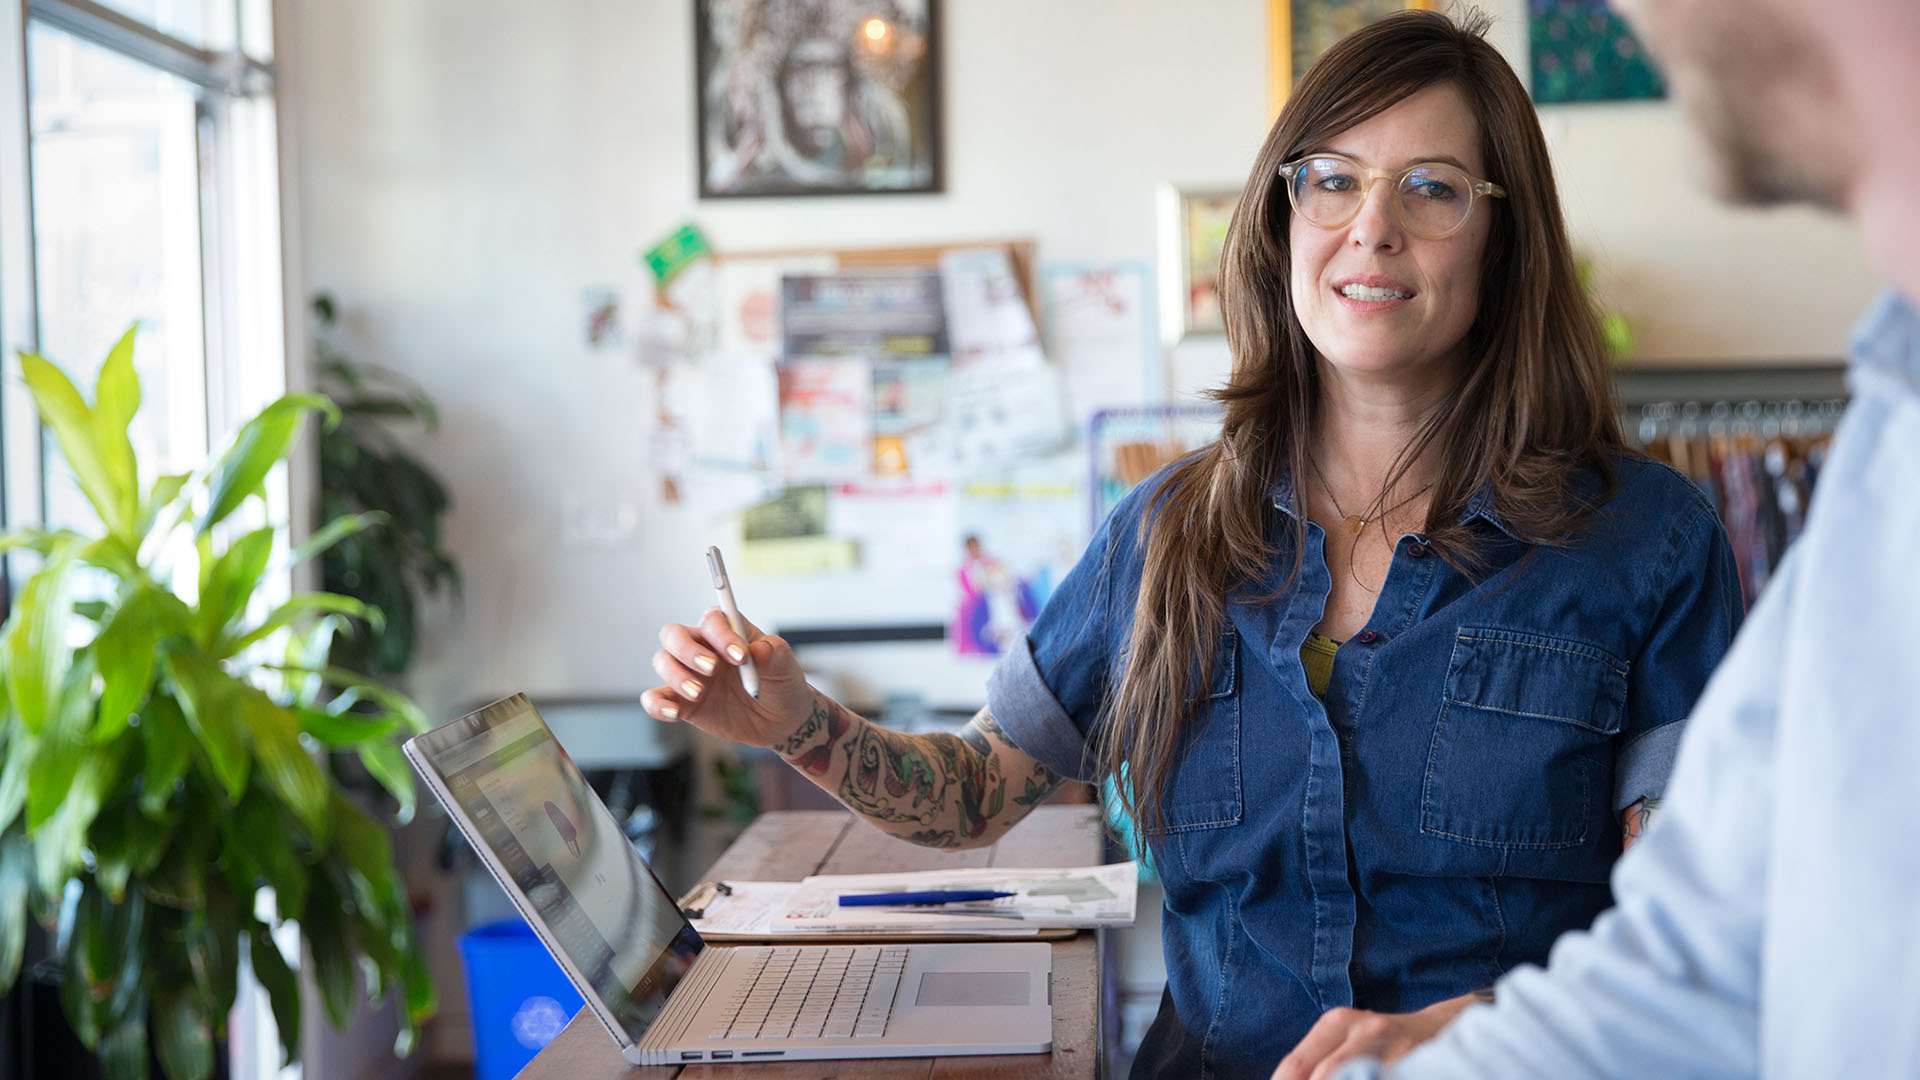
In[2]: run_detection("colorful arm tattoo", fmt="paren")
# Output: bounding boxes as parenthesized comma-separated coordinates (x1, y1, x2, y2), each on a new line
(1622, 796, 1661, 851)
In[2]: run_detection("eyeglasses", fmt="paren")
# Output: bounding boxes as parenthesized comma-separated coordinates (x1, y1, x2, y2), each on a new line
(1278, 154, 1507, 240)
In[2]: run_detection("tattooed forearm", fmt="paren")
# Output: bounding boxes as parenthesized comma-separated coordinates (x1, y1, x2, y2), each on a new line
(1622, 796, 1661, 850)
(778, 695, 854, 775)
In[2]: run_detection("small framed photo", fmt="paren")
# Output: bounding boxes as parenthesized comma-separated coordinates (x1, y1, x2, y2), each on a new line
(1158, 186, 1240, 343)
(1268, 0, 1440, 115)
(695, 0, 943, 198)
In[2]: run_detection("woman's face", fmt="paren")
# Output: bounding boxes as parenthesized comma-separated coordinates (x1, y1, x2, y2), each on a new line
(1288, 82, 1495, 388)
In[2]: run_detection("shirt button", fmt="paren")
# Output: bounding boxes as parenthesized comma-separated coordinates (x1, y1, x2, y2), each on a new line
(1356, 630, 1381, 645)
(1407, 541, 1429, 558)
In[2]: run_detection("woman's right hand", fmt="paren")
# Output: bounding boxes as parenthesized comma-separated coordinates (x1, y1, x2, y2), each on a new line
(642, 607, 815, 749)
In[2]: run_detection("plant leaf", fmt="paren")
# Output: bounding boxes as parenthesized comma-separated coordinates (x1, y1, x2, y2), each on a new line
(138, 695, 193, 817)
(161, 650, 250, 802)
(139, 471, 190, 540)
(197, 526, 275, 646)
(18, 351, 132, 539)
(0, 733, 30, 834)
(288, 510, 384, 572)
(91, 325, 143, 533)
(236, 686, 330, 842)
(249, 925, 302, 1068)
(356, 740, 417, 825)
(290, 702, 399, 747)
(96, 997, 150, 1080)
(154, 990, 214, 1080)
(199, 392, 337, 536)
(91, 587, 161, 742)
(0, 828, 30, 996)
(230, 792, 308, 920)
(4, 537, 79, 735)
(187, 888, 240, 1018)
(301, 871, 358, 1028)
(34, 743, 123, 898)
(223, 592, 377, 660)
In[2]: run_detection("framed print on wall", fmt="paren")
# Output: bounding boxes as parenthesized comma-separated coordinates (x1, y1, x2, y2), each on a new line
(1528, 0, 1665, 103)
(1158, 186, 1240, 344)
(1267, 0, 1440, 116)
(696, 0, 943, 198)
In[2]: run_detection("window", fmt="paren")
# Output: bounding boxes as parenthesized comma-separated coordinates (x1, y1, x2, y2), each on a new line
(0, 2, 292, 1078)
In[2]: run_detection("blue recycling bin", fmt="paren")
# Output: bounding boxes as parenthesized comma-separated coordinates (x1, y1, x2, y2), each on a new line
(459, 919, 586, 1080)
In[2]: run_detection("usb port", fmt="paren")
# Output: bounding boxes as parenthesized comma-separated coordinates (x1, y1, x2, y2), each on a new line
(680, 1051, 702, 1060)
(712, 1050, 734, 1059)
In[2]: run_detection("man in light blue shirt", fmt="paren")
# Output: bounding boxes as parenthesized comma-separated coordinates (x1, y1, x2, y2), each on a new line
(1280, 0, 1920, 1076)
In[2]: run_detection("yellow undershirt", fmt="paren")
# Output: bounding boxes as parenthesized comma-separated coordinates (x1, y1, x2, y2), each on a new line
(1302, 633, 1341, 698)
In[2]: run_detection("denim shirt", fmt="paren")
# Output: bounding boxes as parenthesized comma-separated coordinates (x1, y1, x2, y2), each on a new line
(988, 454, 1743, 1079)
(1337, 290, 1920, 1080)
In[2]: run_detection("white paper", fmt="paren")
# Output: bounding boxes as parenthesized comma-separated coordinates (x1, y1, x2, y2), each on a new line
(939, 247, 1041, 367)
(944, 355, 1068, 471)
(827, 480, 957, 577)
(1043, 263, 1156, 424)
(775, 862, 1139, 934)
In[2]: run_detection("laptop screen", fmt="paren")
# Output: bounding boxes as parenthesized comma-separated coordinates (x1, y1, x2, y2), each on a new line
(410, 694, 703, 1044)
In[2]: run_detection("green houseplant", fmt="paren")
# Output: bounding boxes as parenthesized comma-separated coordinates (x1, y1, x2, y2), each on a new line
(0, 329, 434, 1079)
(312, 294, 459, 681)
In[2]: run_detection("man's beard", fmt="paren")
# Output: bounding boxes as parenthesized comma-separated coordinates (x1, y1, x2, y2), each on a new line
(1687, 76, 1845, 210)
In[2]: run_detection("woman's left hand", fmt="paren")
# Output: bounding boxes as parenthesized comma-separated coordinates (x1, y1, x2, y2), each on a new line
(1269, 993, 1483, 1080)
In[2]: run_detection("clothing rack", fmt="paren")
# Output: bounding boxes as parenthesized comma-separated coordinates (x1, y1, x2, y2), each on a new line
(1626, 394, 1847, 607)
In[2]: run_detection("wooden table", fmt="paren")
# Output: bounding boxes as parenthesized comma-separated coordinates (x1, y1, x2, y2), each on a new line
(522, 804, 1105, 1079)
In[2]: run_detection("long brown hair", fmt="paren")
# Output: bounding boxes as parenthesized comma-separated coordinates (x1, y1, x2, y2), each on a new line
(1099, 8, 1624, 836)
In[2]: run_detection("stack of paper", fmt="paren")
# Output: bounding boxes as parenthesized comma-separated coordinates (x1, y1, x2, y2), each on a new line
(685, 862, 1138, 941)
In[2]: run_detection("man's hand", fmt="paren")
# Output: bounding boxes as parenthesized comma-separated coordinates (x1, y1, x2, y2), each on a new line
(1270, 993, 1485, 1080)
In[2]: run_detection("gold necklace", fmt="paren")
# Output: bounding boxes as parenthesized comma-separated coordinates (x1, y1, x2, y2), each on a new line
(1306, 451, 1433, 537)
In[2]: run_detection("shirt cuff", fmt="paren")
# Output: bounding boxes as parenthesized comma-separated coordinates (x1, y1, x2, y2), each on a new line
(984, 632, 1099, 784)
(1614, 718, 1686, 811)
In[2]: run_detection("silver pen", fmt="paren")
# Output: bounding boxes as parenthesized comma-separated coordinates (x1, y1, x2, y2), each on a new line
(704, 545, 759, 698)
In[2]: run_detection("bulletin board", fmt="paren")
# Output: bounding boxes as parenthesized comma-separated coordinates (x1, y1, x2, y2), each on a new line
(659, 236, 1178, 690)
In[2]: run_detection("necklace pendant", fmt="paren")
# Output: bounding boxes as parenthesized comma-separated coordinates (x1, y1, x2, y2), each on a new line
(1345, 516, 1367, 536)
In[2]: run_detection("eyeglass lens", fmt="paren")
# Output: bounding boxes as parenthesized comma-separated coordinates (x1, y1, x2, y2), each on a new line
(1289, 157, 1477, 237)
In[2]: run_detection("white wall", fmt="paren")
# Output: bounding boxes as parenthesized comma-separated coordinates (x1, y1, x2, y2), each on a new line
(287, 0, 1879, 1063)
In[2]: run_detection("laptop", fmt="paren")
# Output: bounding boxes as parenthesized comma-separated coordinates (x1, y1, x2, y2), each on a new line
(405, 692, 1054, 1066)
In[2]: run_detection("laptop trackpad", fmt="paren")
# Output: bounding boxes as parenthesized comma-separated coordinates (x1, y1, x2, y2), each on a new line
(915, 971, 1030, 1007)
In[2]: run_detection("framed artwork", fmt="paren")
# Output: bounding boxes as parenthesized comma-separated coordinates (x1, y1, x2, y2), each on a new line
(1158, 186, 1240, 343)
(1529, 0, 1665, 103)
(1267, 0, 1440, 116)
(695, 0, 943, 198)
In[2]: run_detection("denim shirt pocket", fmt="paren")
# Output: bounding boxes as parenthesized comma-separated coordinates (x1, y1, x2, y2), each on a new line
(1147, 627, 1244, 834)
(1421, 627, 1628, 850)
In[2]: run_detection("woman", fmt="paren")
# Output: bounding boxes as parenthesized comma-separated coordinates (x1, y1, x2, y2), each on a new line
(643, 11, 1741, 1079)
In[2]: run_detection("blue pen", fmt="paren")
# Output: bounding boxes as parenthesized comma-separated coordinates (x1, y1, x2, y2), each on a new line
(838, 889, 1017, 907)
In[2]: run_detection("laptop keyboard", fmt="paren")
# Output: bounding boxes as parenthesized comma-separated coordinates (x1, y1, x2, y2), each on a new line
(709, 945, 910, 1040)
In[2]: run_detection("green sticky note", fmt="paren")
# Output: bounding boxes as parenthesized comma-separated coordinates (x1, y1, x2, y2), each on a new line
(643, 224, 712, 285)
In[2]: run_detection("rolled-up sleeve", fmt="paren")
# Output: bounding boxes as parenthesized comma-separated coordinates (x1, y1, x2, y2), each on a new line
(985, 482, 1149, 783)
(1615, 498, 1743, 810)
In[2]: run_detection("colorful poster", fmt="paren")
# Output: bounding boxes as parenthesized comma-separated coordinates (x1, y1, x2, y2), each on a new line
(778, 357, 872, 482)
(1529, 0, 1665, 103)
(871, 356, 950, 474)
(952, 468, 1085, 656)
(781, 269, 948, 360)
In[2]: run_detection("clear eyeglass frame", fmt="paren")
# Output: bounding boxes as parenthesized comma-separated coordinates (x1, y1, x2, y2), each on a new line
(1277, 154, 1508, 240)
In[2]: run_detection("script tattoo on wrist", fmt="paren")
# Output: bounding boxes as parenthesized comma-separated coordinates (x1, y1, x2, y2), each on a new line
(779, 695, 853, 776)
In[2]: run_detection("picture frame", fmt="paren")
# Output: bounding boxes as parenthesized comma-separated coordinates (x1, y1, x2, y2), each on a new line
(695, 0, 944, 198)
(1528, 0, 1665, 104)
(1158, 185, 1240, 343)
(1267, 0, 1440, 116)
